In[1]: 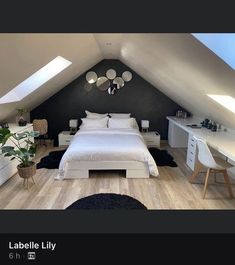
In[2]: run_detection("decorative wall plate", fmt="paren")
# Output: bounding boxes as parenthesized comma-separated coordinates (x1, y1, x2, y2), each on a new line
(106, 69, 117, 80)
(86, 71, 98, 84)
(122, 71, 132, 82)
(84, 83, 93, 92)
(96, 76, 110, 91)
(113, 77, 125, 89)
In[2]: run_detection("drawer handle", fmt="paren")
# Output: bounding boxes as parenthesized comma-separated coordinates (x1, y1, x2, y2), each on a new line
(65, 140, 70, 142)
(190, 151, 194, 155)
(189, 158, 192, 162)
(191, 138, 195, 142)
(191, 144, 194, 147)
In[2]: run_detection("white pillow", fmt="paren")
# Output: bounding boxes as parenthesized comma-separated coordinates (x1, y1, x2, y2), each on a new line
(85, 110, 108, 119)
(80, 117, 108, 129)
(108, 118, 137, 129)
(132, 118, 139, 130)
(109, 113, 131, 118)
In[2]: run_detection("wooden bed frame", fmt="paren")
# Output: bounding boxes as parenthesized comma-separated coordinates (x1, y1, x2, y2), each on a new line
(63, 161, 150, 179)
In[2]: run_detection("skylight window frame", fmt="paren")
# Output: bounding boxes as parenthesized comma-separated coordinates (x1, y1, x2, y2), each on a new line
(0, 56, 72, 104)
(192, 33, 235, 70)
(207, 94, 235, 114)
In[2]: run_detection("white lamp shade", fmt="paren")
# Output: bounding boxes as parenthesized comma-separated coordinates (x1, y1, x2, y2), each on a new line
(141, 120, 149, 128)
(69, 119, 78, 127)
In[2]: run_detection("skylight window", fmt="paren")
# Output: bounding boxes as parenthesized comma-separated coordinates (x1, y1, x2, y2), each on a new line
(207, 94, 235, 113)
(0, 56, 72, 104)
(192, 33, 235, 70)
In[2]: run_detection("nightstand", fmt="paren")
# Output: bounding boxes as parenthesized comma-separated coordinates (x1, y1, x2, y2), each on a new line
(58, 131, 74, 146)
(141, 131, 160, 148)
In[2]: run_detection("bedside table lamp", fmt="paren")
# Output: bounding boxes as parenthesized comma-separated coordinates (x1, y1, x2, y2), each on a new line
(141, 120, 149, 132)
(69, 119, 78, 135)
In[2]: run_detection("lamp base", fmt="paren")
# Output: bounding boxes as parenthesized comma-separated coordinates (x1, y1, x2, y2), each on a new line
(142, 128, 149, 132)
(70, 127, 77, 135)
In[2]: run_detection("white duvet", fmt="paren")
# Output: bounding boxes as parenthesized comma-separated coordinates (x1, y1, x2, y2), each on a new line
(56, 128, 159, 179)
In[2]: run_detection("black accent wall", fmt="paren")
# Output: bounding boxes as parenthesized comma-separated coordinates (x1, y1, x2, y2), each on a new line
(31, 59, 187, 146)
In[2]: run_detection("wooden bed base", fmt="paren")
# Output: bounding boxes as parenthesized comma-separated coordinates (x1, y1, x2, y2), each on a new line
(63, 161, 150, 179)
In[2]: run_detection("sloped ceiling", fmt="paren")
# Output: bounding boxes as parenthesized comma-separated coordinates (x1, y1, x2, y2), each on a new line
(1, 33, 235, 129)
(0, 34, 102, 121)
(120, 34, 235, 128)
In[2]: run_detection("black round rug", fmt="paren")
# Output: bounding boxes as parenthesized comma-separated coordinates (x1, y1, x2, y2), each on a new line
(66, 193, 147, 209)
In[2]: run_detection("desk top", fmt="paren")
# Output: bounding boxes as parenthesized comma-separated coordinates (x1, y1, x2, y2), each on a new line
(167, 116, 235, 161)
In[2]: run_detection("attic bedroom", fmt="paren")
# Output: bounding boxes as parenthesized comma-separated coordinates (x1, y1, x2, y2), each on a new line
(1, 33, 235, 209)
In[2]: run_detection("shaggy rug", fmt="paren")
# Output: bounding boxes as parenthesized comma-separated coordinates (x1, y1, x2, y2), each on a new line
(37, 148, 177, 169)
(66, 193, 147, 209)
(37, 150, 65, 169)
(148, 147, 178, 167)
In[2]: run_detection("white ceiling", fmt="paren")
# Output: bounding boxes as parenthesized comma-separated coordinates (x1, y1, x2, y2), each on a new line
(0, 34, 102, 121)
(1, 33, 235, 129)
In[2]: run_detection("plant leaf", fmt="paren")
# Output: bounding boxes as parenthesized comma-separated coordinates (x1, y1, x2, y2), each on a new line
(14, 132, 28, 140)
(1, 145, 14, 153)
(29, 131, 40, 137)
(19, 148, 27, 153)
(0, 132, 13, 146)
(25, 139, 34, 145)
(28, 145, 37, 154)
(0, 128, 10, 140)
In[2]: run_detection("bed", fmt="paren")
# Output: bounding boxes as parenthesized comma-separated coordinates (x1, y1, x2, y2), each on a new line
(56, 128, 159, 179)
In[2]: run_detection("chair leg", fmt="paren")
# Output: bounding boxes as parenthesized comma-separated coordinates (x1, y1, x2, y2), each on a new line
(222, 170, 234, 198)
(189, 162, 202, 183)
(203, 168, 211, 199)
(31, 176, 36, 185)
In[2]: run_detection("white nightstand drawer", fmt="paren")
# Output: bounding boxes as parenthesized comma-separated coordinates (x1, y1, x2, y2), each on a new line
(59, 139, 72, 146)
(141, 131, 160, 148)
(58, 131, 74, 146)
(144, 139, 157, 144)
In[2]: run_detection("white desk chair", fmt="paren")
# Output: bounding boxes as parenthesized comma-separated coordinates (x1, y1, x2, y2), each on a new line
(189, 137, 234, 199)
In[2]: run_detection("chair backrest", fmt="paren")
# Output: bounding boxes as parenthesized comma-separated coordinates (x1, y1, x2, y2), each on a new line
(32, 119, 48, 135)
(194, 137, 217, 168)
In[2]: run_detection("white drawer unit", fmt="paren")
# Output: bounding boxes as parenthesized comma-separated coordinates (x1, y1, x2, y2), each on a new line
(58, 131, 74, 146)
(141, 131, 160, 148)
(186, 133, 198, 170)
(0, 123, 34, 186)
(168, 119, 188, 147)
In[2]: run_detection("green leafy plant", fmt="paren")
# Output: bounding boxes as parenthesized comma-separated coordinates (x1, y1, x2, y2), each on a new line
(0, 128, 40, 167)
(16, 108, 28, 116)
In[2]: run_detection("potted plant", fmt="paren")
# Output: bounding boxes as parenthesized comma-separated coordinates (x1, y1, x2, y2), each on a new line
(16, 107, 28, 126)
(0, 128, 39, 183)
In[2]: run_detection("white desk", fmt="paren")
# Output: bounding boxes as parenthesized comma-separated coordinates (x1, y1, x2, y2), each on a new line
(167, 116, 235, 173)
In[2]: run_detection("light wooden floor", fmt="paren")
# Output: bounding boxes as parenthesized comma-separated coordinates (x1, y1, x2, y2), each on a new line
(1, 143, 235, 209)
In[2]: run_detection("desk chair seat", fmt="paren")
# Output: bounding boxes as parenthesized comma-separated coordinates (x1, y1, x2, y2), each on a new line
(189, 137, 234, 199)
